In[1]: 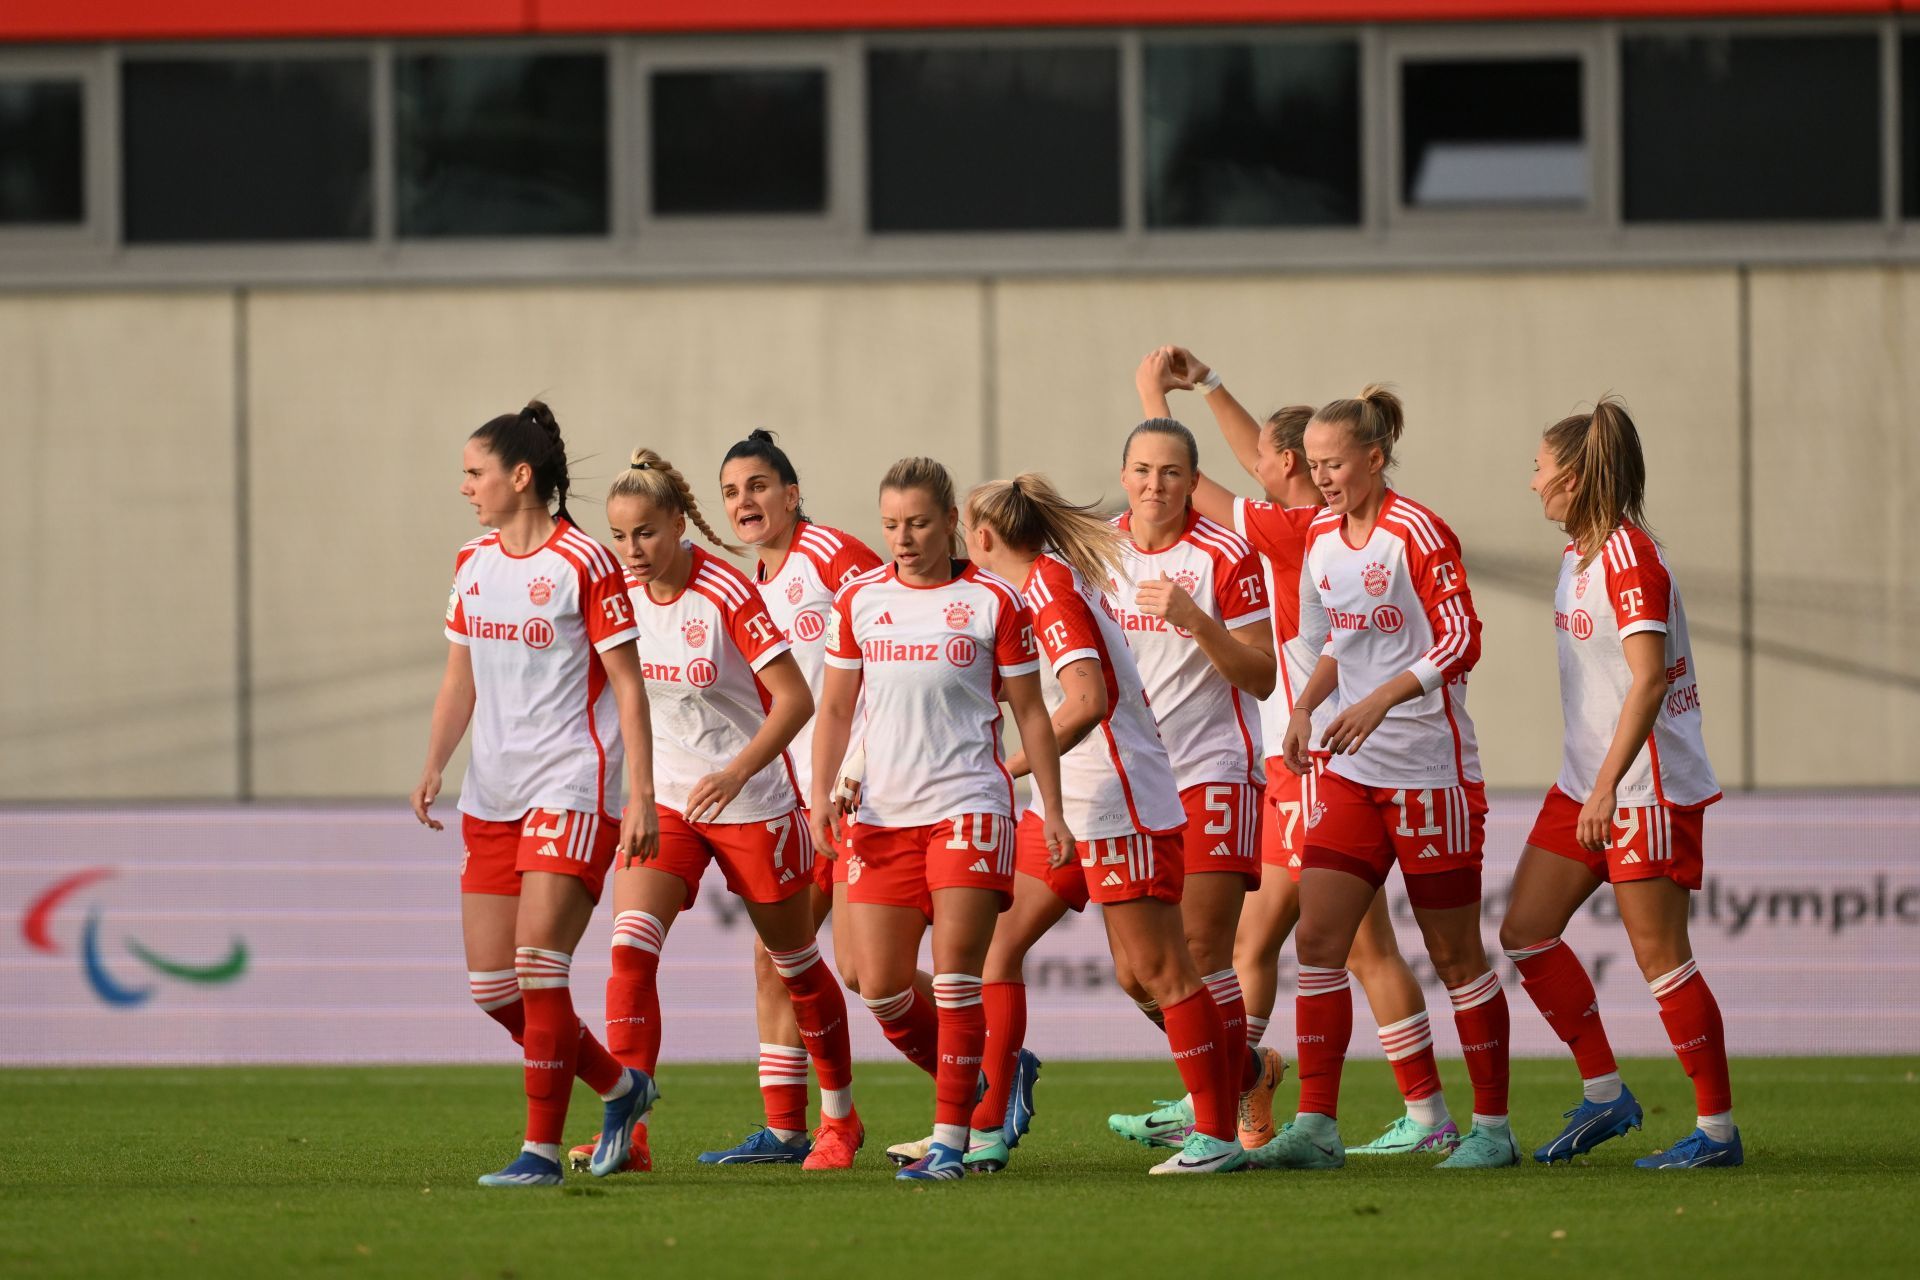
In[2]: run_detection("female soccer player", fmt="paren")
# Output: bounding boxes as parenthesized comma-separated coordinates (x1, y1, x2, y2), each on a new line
(809, 456, 1068, 1182)
(692, 429, 893, 1166)
(962, 473, 1248, 1175)
(409, 400, 656, 1188)
(592, 447, 861, 1174)
(1501, 398, 1736, 1168)
(1131, 348, 1461, 1157)
(1260, 386, 1517, 1171)
(1099, 416, 1278, 1145)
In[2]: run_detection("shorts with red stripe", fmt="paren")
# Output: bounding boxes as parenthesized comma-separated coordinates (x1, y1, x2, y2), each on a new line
(1079, 828, 1185, 907)
(460, 808, 617, 902)
(1261, 756, 1327, 882)
(1302, 768, 1487, 909)
(843, 813, 1016, 918)
(1178, 781, 1262, 887)
(1013, 811, 1090, 912)
(1526, 786, 1706, 891)
(648, 805, 815, 909)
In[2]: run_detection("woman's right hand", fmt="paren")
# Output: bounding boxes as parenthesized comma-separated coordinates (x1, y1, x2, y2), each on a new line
(1135, 345, 1194, 399)
(1282, 710, 1313, 776)
(809, 804, 839, 860)
(618, 803, 661, 870)
(409, 767, 444, 830)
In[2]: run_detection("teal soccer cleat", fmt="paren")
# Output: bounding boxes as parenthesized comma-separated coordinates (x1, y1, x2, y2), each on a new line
(1435, 1122, 1521, 1169)
(477, 1150, 564, 1187)
(1107, 1097, 1194, 1149)
(1348, 1115, 1461, 1156)
(1246, 1120, 1345, 1171)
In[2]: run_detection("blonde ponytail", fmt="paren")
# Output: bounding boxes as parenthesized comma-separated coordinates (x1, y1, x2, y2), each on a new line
(1314, 384, 1406, 468)
(1544, 395, 1651, 570)
(608, 447, 744, 554)
(967, 472, 1127, 590)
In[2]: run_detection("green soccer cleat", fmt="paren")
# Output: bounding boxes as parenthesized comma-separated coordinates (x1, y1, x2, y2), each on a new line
(1246, 1120, 1345, 1171)
(1348, 1115, 1462, 1156)
(1107, 1097, 1194, 1150)
(964, 1127, 1011, 1173)
(1435, 1122, 1521, 1169)
(1149, 1130, 1249, 1175)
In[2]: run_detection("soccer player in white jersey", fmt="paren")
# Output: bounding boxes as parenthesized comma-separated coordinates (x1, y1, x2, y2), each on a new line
(579, 448, 862, 1175)
(1259, 386, 1518, 1171)
(409, 401, 656, 1188)
(697, 428, 901, 1166)
(961, 473, 1248, 1175)
(1501, 398, 1737, 1168)
(1134, 347, 1459, 1157)
(1099, 418, 1279, 1147)
(810, 456, 1070, 1182)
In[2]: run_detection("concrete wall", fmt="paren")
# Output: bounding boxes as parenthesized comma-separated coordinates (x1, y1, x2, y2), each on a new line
(3, 267, 1913, 800)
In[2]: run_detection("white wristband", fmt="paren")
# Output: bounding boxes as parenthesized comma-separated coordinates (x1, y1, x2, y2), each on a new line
(1197, 369, 1224, 396)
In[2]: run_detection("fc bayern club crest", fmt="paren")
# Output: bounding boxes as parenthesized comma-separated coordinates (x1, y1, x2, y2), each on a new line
(1362, 562, 1390, 597)
(681, 618, 708, 648)
(945, 602, 974, 630)
(1173, 570, 1201, 595)
(786, 578, 805, 605)
(527, 576, 554, 606)
(1575, 571, 1590, 599)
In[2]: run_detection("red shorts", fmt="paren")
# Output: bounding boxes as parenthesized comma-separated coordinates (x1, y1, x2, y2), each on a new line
(1261, 757, 1326, 882)
(1078, 828, 1185, 907)
(802, 809, 845, 895)
(1178, 782, 1262, 888)
(1303, 769, 1487, 908)
(1526, 786, 1706, 891)
(648, 806, 814, 909)
(460, 808, 617, 902)
(843, 813, 1016, 917)
(1013, 812, 1090, 912)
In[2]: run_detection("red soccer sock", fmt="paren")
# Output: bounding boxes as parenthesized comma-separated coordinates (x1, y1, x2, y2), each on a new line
(931, 974, 987, 1133)
(766, 941, 854, 1099)
(1650, 961, 1733, 1116)
(1203, 969, 1261, 1092)
(863, 987, 939, 1076)
(1507, 937, 1618, 1080)
(1295, 966, 1354, 1119)
(1448, 970, 1512, 1119)
(1375, 1011, 1444, 1104)
(1161, 988, 1235, 1141)
(606, 910, 666, 1074)
(573, 1020, 625, 1096)
(970, 981, 1027, 1131)
(470, 969, 525, 1043)
(516, 947, 581, 1146)
(757, 1043, 809, 1133)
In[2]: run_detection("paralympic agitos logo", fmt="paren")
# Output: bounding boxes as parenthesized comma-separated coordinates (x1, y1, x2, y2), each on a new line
(22, 868, 248, 1007)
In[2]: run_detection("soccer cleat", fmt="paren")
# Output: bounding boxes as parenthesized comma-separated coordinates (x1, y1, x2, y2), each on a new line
(1149, 1130, 1249, 1175)
(477, 1150, 564, 1187)
(1004, 1049, 1042, 1149)
(1435, 1122, 1522, 1169)
(1635, 1127, 1743, 1169)
(696, 1125, 811, 1165)
(965, 1127, 1010, 1174)
(1246, 1120, 1345, 1171)
(568, 1120, 651, 1174)
(886, 1134, 934, 1168)
(1236, 1047, 1287, 1149)
(801, 1115, 864, 1171)
(1348, 1115, 1462, 1157)
(1107, 1097, 1194, 1149)
(590, 1068, 659, 1177)
(895, 1141, 966, 1181)
(1534, 1087, 1644, 1164)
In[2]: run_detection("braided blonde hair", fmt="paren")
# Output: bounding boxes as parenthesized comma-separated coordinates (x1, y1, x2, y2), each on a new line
(608, 446, 743, 554)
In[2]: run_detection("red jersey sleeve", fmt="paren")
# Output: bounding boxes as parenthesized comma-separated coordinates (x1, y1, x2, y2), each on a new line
(1602, 527, 1671, 640)
(1403, 511, 1482, 694)
(992, 587, 1041, 678)
(581, 562, 639, 652)
(827, 536, 884, 591)
(724, 590, 792, 672)
(1024, 560, 1101, 676)
(444, 546, 476, 645)
(823, 582, 865, 671)
(1217, 544, 1270, 627)
(1232, 497, 1316, 562)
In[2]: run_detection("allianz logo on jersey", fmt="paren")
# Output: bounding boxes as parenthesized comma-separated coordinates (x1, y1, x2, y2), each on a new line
(861, 636, 978, 668)
(1328, 605, 1404, 636)
(644, 659, 718, 689)
(467, 613, 556, 650)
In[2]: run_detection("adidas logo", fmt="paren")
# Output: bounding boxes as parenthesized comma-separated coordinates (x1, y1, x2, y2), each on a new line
(536, 840, 560, 859)
(1100, 870, 1124, 888)
(466, 582, 481, 595)
(1417, 844, 1441, 859)
(1319, 576, 1330, 590)
(1619, 850, 1642, 864)
(778, 869, 795, 883)
(1208, 842, 1234, 858)
(968, 858, 991, 874)
(874, 611, 895, 625)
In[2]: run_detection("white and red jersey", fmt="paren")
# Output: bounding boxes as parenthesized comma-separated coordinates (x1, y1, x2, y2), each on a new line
(1233, 497, 1337, 750)
(1554, 524, 1720, 808)
(753, 521, 884, 799)
(1022, 552, 1187, 840)
(443, 520, 638, 822)
(1301, 491, 1483, 789)
(628, 546, 799, 823)
(825, 561, 1039, 828)
(1106, 509, 1269, 790)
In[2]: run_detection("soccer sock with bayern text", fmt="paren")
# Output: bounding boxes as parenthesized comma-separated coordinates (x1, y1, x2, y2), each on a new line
(1203, 969, 1262, 1091)
(1650, 960, 1734, 1137)
(606, 910, 666, 1075)
(1295, 966, 1354, 1120)
(1375, 1011, 1448, 1122)
(1506, 937, 1622, 1097)
(1161, 988, 1236, 1141)
(931, 974, 987, 1152)
(515, 947, 586, 1148)
(765, 940, 855, 1122)
(1447, 970, 1512, 1124)
(971, 981, 1027, 1132)
(862, 987, 939, 1076)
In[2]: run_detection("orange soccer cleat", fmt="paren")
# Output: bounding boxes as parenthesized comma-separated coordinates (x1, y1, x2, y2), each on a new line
(1237, 1046, 1288, 1149)
(801, 1113, 865, 1171)
(568, 1119, 651, 1173)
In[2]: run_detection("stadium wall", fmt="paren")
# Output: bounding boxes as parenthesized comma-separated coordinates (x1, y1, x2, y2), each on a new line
(1, 264, 1916, 801)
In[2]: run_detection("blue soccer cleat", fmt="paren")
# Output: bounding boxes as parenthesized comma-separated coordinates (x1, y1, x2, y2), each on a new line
(1004, 1049, 1042, 1149)
(477, 1150, 564, 1187)
(1635, 1127, 1743, 1169)
(1535, 1086, 1643, 1164)
(697, 1126, 812, 1165)
(895, 1141, 966, 1181)
(590, 1067, 659, 1177)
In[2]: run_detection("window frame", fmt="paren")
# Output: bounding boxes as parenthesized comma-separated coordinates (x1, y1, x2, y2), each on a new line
(0, 46, 111, 252)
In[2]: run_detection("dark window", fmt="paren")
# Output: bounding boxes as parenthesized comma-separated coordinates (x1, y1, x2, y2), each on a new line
(0, 79, 83, 225)
(122, 58, 370, 243)
(1903, 34, 1919, 219)
(1401, 58, 1586, 208)
(1622, 33, 1879, 222)
(868, 46, 1120, 232)
(397, 53, 608, 238)
(651, 69, 827, 216)
(1144, 41, 1360, 229)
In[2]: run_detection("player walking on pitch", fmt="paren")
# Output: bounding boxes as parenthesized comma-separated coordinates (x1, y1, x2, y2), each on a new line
(1501, 397, 1738, 1168)
(410, 401, 656, 1188)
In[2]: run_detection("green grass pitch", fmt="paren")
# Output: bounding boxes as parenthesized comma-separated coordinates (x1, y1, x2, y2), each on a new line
(2, 1057, 1913, 1279)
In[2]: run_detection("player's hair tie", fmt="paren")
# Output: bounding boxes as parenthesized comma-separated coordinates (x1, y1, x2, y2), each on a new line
(631, 460, 650, 471)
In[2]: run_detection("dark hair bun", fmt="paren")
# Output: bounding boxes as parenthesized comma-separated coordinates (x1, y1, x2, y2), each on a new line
(747, 428, 777, 444)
